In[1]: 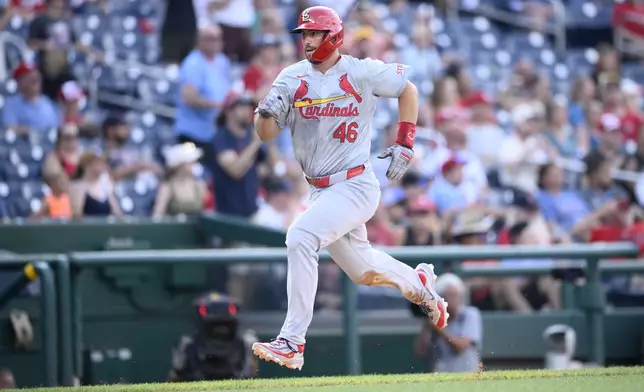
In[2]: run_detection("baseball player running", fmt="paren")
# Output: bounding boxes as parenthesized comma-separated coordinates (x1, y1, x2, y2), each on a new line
(252, 6, 449, 371)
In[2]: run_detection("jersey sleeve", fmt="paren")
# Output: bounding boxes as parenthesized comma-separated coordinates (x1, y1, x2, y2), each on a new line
(255, 70, 292, 129)
(361, 58, 410, 98)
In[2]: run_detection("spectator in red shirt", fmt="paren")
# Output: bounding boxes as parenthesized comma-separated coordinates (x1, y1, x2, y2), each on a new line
(613, 0, 644, 41)
(582, 195, 644, 256)
(42, 123, 82, 179)
(243, 35, 282, 99)
(573, 194, 632, 243)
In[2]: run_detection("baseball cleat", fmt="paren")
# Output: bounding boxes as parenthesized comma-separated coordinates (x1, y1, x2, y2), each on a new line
(415, 263, 450, 329)
(252, 338, 305, 371)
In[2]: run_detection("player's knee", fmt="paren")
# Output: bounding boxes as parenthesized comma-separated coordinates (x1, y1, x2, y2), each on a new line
(286, 226, 318, 255)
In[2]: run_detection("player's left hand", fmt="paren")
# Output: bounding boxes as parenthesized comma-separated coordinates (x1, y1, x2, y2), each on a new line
(377, 144, 414, 181)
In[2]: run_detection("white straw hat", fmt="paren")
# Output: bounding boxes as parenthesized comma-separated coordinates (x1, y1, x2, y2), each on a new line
(163, 143, 203, 168)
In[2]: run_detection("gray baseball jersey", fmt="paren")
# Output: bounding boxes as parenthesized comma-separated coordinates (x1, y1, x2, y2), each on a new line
(250, 56, 448, 352)
(264, 56, 410, 178)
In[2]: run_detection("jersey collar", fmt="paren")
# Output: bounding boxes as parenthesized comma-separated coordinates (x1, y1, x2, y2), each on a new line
(307, 55, 344, 77)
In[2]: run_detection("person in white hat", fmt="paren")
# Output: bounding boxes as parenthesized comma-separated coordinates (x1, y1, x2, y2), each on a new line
(152, 143, 209, 217)
(414, 273, 483, 373)
(498, 102, 556, 193)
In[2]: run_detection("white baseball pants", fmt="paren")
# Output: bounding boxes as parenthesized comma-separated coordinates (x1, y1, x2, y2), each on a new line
(278, 170, 426, 345)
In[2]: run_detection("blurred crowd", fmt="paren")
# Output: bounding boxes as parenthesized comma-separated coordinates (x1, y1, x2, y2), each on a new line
(0, 0, 643, 314)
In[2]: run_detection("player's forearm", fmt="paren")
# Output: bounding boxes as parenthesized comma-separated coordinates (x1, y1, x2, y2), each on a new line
(389, 81, 419, 150)
(254, 114, 281, 142)
(397, 81, 419, 125)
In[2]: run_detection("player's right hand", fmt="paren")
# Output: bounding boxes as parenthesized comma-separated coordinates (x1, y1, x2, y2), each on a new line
(257, 93, 284, 120)
(377, 144, 414, 181)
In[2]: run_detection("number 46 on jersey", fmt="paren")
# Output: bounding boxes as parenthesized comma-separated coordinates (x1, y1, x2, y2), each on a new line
(333, 122, 359, 143)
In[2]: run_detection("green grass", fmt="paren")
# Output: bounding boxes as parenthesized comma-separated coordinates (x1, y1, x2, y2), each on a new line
(23, 366, 644, 392)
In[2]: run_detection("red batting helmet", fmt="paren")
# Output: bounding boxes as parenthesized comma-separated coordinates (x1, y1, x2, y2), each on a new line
(291, 6, 344, 63)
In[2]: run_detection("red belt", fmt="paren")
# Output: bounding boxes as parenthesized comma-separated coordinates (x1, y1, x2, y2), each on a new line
(305, 164, 366, 188)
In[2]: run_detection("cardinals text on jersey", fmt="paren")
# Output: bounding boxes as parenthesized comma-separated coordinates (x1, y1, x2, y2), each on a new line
(292, 73, 362, 120)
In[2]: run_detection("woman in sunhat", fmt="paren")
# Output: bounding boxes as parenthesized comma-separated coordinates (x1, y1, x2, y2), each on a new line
(152, 142, 208, 217)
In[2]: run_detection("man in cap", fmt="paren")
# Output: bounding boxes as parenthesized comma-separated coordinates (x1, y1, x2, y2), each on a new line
(2, 61, 59, 134)
(212, 92, 265, 219)
(428, 155, 471, 215)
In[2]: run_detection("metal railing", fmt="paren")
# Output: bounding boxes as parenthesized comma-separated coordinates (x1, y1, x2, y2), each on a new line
(87, 60, 176, 119)
(0, 255, 60, 387)
(62, 243, 639, 380)
(0, 242, 641, 386)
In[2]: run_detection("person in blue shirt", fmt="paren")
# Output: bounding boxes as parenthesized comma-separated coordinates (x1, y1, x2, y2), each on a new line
(2, 62, 59, 135)
(568, 76, 595, 129)
(428, 156, 470, 215)
(212, 92, 266, 218)
(535, 163, 590, 234)
(175, 25, 232, 175)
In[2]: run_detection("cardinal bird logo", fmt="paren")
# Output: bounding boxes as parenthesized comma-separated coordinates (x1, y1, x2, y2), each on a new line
(293, 80, 311, 108)
(338, 73, 362, 103)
